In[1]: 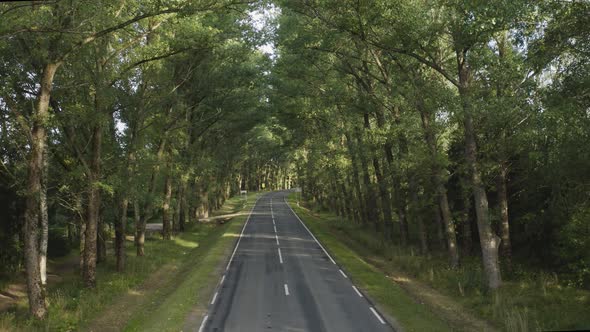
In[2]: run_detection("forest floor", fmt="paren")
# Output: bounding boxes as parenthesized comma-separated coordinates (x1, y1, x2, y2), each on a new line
(0, 192, 261, 331)
(287, 193, 590, 332)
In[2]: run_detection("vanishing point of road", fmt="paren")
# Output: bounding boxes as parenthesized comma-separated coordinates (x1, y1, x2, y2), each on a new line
(199, 191, 394, 332)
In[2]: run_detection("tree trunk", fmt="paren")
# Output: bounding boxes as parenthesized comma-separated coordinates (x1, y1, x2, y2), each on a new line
(39, 147, 49, 286)
(162, 175, 172, 240)
(134, 200, 144, 256)
(357, 119, 378, 228)
(137, 137, 166, 255)
(181, 179, 189, 230)
(497, 165, 512, 268)
(459, 51, 501, 289)
(115, 198, 127, 272)
(344, 132, 367, 225)
(173, 183, 182, 232)
(23, 62, 58, 319)
(83, 123, 102, 288)
(461, 189, 473, 255)
(410, 175, 428, 254)
(97, 214, 107, 264)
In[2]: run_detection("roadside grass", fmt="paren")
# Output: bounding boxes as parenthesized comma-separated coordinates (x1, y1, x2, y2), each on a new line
(0, 193, 259, 332)
(286, 194, 453, 332)
(288, 195, 590, 332)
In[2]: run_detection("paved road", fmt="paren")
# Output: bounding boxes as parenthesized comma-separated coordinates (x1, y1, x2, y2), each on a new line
(200, 191, 394, 332)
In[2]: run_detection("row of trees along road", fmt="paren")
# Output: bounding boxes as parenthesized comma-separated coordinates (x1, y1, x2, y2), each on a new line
(0, 0, 289, 320)
(1, 0, 590, 322)
(271, 0, 590, 292)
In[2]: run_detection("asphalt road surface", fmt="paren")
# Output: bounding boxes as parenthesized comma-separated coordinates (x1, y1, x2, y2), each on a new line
(200, 191, 394, 332)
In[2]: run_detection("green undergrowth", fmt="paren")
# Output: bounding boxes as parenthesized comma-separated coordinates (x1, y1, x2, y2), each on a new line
(0, 193, 261, 332)
(288, 194, 590, 332)
(287, 194, 453, 332)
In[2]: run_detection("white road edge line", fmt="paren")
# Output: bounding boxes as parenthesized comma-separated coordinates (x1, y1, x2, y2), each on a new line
(210, 291, 218, 305)
(339, 269, 348, 278)
(284, 284, 290, 296)
(284, 194, 390, 328)
(283, 197, 336, 264)
(220, 275, 225, 285)
(352, 285, 363, 297)
(370, 307, 386, 324)
(226, 196, 260, 271)
(278, 248, 283, 264)
(198, 314, 208, 332)
(275, 234, 280, 245)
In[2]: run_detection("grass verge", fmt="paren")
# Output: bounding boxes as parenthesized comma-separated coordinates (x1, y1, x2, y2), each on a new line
(287, 194, 590, 332)
(0, 192, 261, 332)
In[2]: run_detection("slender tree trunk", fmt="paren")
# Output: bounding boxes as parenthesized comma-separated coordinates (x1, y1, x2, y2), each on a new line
(137, 137, 166, 255)
(410, 175, 428, 254)
(83, 123, 102, 288)
(134, 200, 144, 256)
(434, 206, 445, 249)
(357, 122, 378, 228)
(97, 213, 107, 264)
(173, 183, 182, 232)
(461, 189, 473, 255)
(39, 147, 49, 286)
(459, 52, 501, 289)
(115, 198, 127, 272)
(344, 132, 367, 225)
(162, 175, 172, 240)
(24, 62, 58, 319)
(181, 179, 189, 230)
(497, 165, 512, 268)
(418, 103, 459, 267)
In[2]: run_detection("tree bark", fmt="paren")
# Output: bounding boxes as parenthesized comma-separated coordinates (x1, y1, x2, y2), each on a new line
(24, 62, 58, 319)
(39, 146, 49, 286)
(115, 198, 127, 272)
(497, 165, 512, 268)
(83, 123, 102, 288)
(134, 200, 144, 256)
(409, 175, 428, 254)
(418, 101, 459, 267)
(162, 175, 172, 240)
(137, 137, 166, 255)
(458, 51, 501, 289)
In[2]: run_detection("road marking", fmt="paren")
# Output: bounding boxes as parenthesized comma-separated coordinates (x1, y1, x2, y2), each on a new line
(370, 307, 386, 324)
(339, 269, 348, 278)
(198, 314, 208, 332)
(226, 196, 260, 271)
(275, 234, 279, 245)
(284, 284, 290, 296)
(352, 285, 363, 297)
(283, 197, 336, 264)
(278, 248, 283, 264)
(210, 291, 218, 305)
(220, 275, 225, 285)
(273, 225, 277, 233)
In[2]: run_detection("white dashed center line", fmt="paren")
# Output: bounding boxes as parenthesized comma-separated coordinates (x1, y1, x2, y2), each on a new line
(284, 284, 290, 296)
(278, 248, 283, 264)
